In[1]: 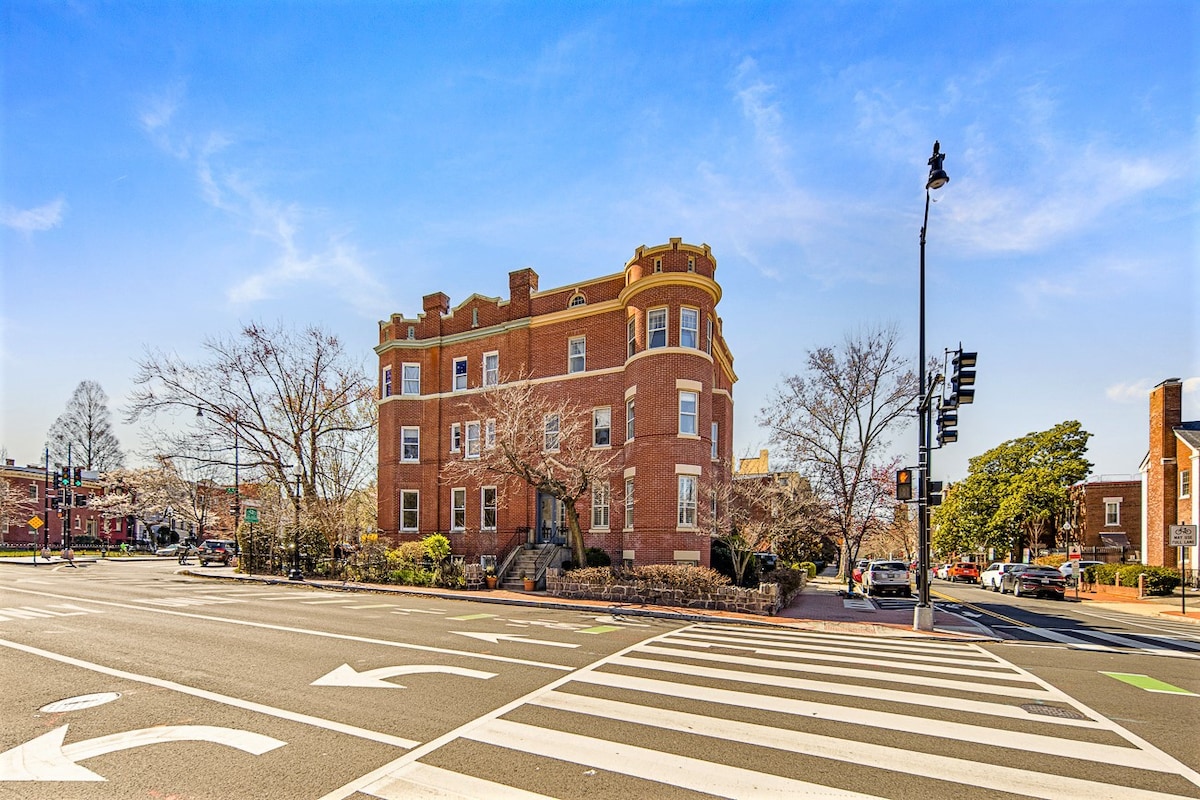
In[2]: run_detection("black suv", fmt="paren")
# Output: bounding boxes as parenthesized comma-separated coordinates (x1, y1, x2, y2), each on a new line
(197, 539, 237, 566)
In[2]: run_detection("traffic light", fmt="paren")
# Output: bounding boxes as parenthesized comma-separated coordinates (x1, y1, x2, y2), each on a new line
(896, 469, 914, 501)
(937, 402, 958, 446)
(929, 481, 944, 506)
(49, 496, 61, 510)
(52, 470, 62, 490)
(73, 467, 83, 487)
(60, 466, 70, 486)
(949, 349, 977, 406)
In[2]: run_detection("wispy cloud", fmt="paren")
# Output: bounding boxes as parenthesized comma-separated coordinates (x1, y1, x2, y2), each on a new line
(732, 58, 791, 185)
(1, 197, 66, 233)
(1106, 376, 1200, 404)
(137, 84, 392, 315)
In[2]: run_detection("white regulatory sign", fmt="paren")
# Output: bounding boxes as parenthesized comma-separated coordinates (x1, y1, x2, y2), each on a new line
(1168, 524, 1198, 547)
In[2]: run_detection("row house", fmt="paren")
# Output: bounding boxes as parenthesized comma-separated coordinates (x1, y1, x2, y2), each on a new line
(0, 460, 125, 547)
(376, 239, 736, 567)
(1141, 378, 1199, 568)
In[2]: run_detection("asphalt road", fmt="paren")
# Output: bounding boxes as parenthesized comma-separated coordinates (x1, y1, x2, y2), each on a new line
(1, 559, 1198, 799)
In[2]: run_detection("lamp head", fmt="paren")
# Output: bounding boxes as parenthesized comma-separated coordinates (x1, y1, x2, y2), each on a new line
(926, 140, 949, 190)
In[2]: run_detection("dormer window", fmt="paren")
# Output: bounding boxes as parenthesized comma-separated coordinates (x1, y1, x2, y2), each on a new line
(407, 325, 415, 340)
(654, 257, 663, 273)
(687, 257, 695, 272)
(569, 293, 586, 308)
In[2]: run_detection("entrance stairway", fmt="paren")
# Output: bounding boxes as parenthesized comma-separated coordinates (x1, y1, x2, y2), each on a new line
(501, 545, 552, 590)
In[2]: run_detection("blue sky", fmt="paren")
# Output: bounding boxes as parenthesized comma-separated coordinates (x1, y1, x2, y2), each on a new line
(2, 1, 1196, 484)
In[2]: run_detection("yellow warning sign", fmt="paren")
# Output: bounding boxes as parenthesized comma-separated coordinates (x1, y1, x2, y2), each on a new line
(28, 516, 44, 530)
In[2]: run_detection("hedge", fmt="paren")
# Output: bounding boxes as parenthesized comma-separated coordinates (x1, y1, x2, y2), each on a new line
(1085, 563, 1180, 596)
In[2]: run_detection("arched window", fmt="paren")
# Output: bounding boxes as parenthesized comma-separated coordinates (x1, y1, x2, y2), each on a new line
(569, 293, 586, 308)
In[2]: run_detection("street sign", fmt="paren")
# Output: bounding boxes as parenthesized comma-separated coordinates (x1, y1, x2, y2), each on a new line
(28, 516, 44, 530)
(1168, 524, 1198, 547)
(244, 508, 259, 524)
(1068, 544, 1081, 560)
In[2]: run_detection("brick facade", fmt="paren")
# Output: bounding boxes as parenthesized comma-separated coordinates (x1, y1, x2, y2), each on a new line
(1, 461, 123, 547)
(1070, 479, 1140, 560)
(376, 239, 736, 567)
(1141, 378, 1200, 568)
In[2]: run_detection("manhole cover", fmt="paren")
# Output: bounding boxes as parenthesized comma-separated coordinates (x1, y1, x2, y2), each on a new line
(40, 692, 121, 713)
(1020, 703, 1088, 720)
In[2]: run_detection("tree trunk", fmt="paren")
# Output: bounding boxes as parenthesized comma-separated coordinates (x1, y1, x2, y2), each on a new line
(563, 502, 586, 566)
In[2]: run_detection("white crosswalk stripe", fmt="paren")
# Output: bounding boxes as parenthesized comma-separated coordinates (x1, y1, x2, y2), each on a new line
(349, 623, 1200, 799)
(1001, 625, 1200, 658)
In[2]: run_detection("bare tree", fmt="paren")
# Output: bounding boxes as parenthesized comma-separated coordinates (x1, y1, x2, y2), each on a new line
(440, 375, 619, 566)
(126, 322, 376, 546)
(45, 380, 125, 470)
(0, 477, 37, 532)
(758, 325, 917, 592)
(89, 466, 174, 545)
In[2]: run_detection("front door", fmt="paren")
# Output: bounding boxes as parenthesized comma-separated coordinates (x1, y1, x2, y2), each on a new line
(536, 493, 566, 544)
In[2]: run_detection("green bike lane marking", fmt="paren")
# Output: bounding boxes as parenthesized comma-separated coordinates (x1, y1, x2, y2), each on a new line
(1101, 672, 1197, 695)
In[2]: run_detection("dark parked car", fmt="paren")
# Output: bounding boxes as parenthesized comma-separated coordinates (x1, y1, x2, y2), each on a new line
(999, 565, 1066, 599)
(197, 539, 237, 566)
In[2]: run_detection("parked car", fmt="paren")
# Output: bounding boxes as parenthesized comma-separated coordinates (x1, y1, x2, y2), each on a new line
(946, 562, 981, 583)
(851, 559, 871, 583)
(155, 544, 181, 557)
(1058, 560, 1104, 586)
(999, 565, 1066, 599)
(197, 539, 237, 566)
(980, 562, 1022, 591)
(862, 560, 912, 597)
(935, 563, 952, 580)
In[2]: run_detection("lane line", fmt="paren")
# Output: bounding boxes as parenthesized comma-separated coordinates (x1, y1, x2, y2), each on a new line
(0, 585, 573, 671)
(0, 638, 420, 749)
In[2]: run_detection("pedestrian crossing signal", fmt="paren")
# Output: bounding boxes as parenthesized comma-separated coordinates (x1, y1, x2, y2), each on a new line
(896, 469, 913, 501)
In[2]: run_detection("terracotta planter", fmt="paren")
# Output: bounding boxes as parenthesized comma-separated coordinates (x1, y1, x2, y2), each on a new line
(523, 578, 536, 591)
(485, 575, 498, 590)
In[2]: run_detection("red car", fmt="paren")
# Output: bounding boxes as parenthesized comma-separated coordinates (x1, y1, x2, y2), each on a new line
(946, 562, 980, 583)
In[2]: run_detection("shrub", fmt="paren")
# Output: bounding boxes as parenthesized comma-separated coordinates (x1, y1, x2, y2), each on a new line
(567, 566, 618, 585)
(798, 561, 817, 579)
(388, 540, 427, 569)
(769, 567, 807, 597)
(585, 547, 611, 567)
(422, 533, 451, 563)
(1087, 563, 1181, 595)
(625, 564, 730, 593)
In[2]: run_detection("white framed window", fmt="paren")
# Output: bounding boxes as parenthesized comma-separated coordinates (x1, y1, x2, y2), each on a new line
(1182, 469, 1192, 498)
(687, 256, 695, 272)
(1104, 499, 1120, 526)
(466, 421, 481, 458)
(481, 487, 497, 530)
(679, 391, 698, 435)
(400, 490, 419, 531)
(75, 516, 82, 529)
(593, 407, 611, 447)
(706, 316, 713, 355)
(451, 488, 466, 530)
(87, 518, 97, 536)
(568, 336, 586, 373)
(28, 483, 38, 501)
(680, 307, 699, 349)
(472, 308, 479, 327)
(453, 357, 468, 391)
(406, 325, 416, 340)
(401, 426, 420, 462)
(678, 476, 697, 527)
(544, 413, 560, 451)
(483, 352, 499, 386)
(625, 397, 635, 442)
(401, 363, 420, 395)
(711, 421, 719, 460)
(647, 308, 667, 349)
(485, 418, 496, 449)
(627, 317, 637, 357)
(569, 293, 586, 307)
(450, 423, 461, 452)
(382, 366, 392, 398)
(592, 482, 610, 529)
(624, 478, 634, 529)
(654, 257, 662, 273)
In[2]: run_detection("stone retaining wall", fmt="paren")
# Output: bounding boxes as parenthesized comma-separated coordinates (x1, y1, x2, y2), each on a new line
(545, 569, 806, 616)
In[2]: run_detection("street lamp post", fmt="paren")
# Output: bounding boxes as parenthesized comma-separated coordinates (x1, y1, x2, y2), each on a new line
(289, 471, 303, 581)
(915, 141, 949, 633)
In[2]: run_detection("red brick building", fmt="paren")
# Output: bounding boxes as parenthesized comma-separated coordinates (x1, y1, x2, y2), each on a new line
(376, 238, 735, 568)
(1140, 378, 1199, 568)
(1, 460, 124, 548)
(1068, 479, 1141, 562)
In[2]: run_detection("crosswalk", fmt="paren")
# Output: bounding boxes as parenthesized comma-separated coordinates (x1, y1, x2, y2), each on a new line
(339, 623, 1200, 799)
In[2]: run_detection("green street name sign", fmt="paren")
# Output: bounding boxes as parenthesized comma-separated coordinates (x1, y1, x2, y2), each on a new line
(244, 508, 259, 524)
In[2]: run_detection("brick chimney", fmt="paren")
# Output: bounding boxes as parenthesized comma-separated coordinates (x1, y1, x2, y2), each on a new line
(1146, 378, 1182, 567)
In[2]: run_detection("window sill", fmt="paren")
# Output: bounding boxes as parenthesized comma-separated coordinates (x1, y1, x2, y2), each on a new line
(591, 444, 612, 450)
(677, 433, 701, 440)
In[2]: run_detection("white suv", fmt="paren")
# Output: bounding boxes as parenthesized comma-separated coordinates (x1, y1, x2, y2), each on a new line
(981, 562, 1021, 591)
(862, 560, 912, 597)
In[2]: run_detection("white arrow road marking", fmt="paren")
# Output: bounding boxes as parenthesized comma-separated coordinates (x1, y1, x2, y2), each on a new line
(0, 724, 284, 782)
(311, 664, 496, 689)
(453, 631, 579, 649)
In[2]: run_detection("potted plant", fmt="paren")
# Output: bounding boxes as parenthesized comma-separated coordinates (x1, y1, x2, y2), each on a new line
(522, 572, 535, 591)
(485, 564, 498, 589)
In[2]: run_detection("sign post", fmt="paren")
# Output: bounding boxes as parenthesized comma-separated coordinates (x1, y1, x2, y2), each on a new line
(1168, 524, 1198, 616)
